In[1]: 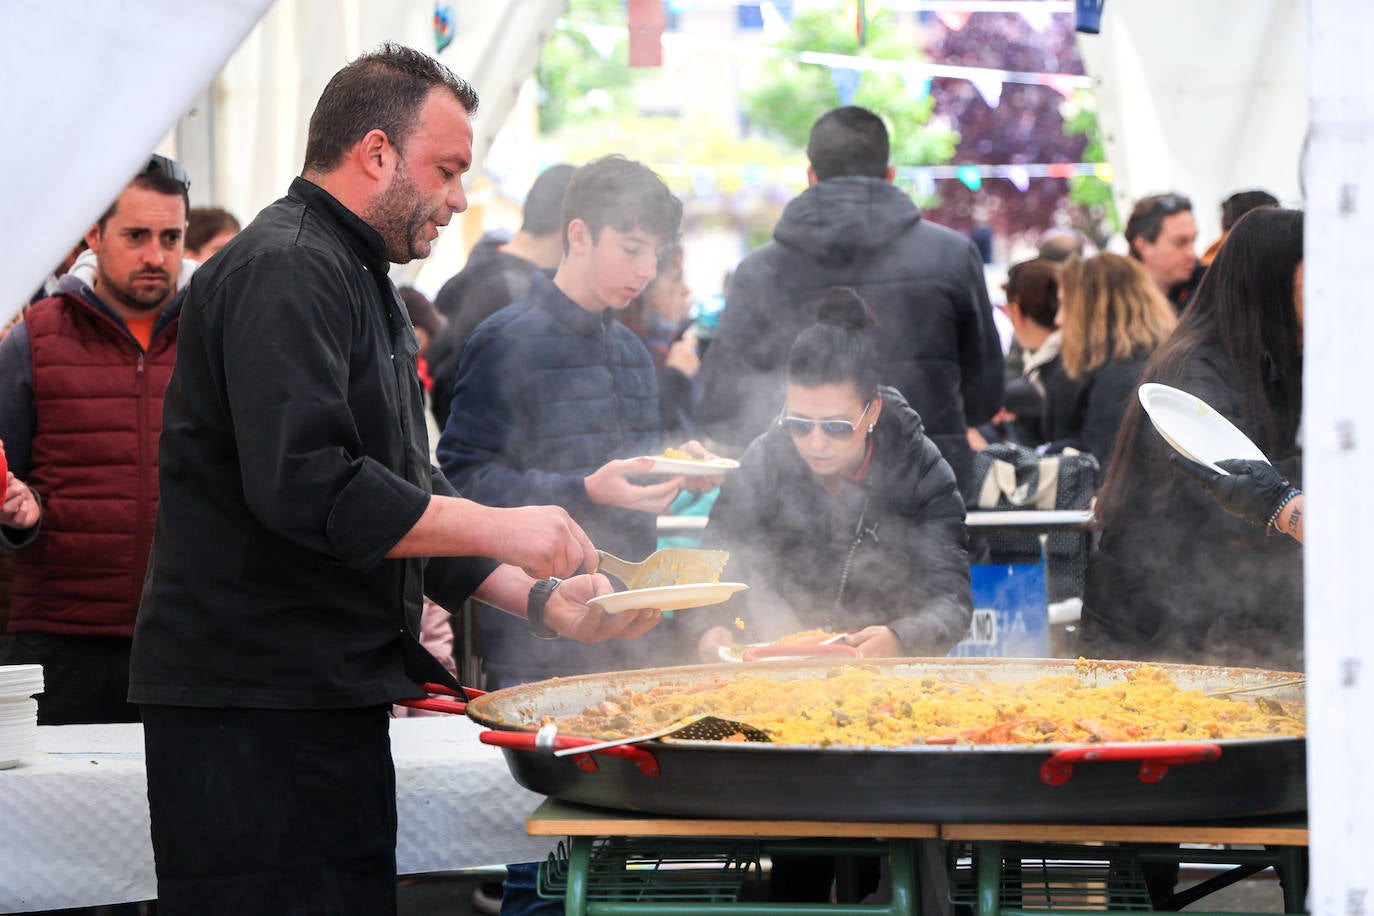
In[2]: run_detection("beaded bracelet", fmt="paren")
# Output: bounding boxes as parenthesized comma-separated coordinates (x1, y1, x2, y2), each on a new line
(1266, 488, 1301, 533)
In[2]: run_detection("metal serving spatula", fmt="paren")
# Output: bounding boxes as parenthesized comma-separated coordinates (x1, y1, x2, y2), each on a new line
(595, 548, 729, 591)
(552, 714, 770, 756)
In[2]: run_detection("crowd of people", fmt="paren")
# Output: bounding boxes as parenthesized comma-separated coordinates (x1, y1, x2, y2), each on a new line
(0, 41, 1305, 916)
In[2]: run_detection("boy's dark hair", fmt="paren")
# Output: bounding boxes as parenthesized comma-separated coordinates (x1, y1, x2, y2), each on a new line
(560, 156, 682, 252)
(787, 287, 881, 398)
(304, 42, 479, 175)
(186, 207, 241, 253)
(522, 164, 575, 235)
(806, 106, 890, 181)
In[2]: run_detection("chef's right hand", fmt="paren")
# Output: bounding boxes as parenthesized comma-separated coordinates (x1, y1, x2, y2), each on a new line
(1170, 455, 1297, 528)
(483, 504, 597, 579)
(698, 626, 734, 663)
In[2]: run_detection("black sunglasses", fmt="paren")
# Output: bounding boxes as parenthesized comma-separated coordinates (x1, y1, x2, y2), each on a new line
(778, 400, 874, 440)
(1138, 193, 1190, 217)
(143, 154, 191, 192)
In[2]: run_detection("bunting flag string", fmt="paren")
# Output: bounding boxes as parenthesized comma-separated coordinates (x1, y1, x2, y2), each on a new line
(560, 19, 1093, 102)
(643, 161, 1113, 195)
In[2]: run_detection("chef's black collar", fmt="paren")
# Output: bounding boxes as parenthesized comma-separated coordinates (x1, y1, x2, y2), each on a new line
(288, 176, 392, 276)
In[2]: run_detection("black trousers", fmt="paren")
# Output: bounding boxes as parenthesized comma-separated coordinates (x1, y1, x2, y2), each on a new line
(0, 632, 139, 724)
(141, 705, 397, 916)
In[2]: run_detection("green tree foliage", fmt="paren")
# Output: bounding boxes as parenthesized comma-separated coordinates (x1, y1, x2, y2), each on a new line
(1060, 90, 1119, 245)
(537, 0, 643, 134)
(741, 9, 958, 168)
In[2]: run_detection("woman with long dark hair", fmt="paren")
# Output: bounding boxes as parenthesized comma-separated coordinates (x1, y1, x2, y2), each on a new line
(1079, 208, 1305, 670)
(697, 287, 972, 661)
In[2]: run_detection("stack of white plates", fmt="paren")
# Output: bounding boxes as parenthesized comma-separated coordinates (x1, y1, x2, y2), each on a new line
(0, 664, 43, 769)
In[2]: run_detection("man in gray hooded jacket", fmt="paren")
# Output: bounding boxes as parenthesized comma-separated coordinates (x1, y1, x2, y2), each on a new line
(696, 106, 1004, 503)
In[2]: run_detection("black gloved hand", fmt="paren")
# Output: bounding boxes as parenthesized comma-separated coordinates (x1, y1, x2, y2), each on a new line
(1169, 455, 1298, 527)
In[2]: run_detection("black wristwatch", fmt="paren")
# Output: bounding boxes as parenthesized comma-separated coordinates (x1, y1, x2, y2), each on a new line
(527, 577, 562, 639)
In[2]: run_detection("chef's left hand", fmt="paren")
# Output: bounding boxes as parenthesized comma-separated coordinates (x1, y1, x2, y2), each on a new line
(675, 439, 726, 494)
(847, 625, 902, 658)
(544, 573, 663, 642)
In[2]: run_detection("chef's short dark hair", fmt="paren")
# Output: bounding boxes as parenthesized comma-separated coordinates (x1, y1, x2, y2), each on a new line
(807, 106, 890, 181)
(304, 42, 479, 175)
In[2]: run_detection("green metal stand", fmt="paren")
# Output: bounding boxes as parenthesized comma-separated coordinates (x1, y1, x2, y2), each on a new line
(541, 836, 924, 916)
(950, 841, 1308, 916)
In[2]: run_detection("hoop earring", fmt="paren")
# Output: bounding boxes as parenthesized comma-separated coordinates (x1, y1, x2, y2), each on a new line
(867, 424, 875, 434)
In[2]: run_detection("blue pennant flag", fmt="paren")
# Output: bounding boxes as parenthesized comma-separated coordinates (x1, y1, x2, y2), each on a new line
(829, 67, 862, 106)
(434, 3, 455, 54)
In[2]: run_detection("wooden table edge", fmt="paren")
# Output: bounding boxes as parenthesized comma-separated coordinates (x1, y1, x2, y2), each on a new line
(939, 822, 1308, 846)
(527, 801, 938, 838)
(527, 799, 1305, 846)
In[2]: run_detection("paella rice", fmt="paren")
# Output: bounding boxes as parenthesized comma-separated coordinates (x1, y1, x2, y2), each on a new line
(547, 662, 1305, 747)
(660, 447, 734, 466)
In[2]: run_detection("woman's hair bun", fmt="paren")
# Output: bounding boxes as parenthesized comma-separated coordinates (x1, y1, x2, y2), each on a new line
(816, 286, 872, 332)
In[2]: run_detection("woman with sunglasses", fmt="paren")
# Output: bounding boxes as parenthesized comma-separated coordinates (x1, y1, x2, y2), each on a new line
(692, 287, 967, 909)
(696, 287, 972, 663)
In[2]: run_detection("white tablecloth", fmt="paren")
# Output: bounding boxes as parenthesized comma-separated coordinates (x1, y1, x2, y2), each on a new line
(0, 717, 553, 913)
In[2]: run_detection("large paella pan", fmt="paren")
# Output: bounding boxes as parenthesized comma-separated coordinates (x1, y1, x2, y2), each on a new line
(456, 657, 1306, 824)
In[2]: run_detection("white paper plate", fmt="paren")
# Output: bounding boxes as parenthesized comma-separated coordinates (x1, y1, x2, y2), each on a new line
(588, 582, 748, 614)
(1137, 383, 1269, 474)
(718, 643, 755, 663)
(631, 456, 740, 476)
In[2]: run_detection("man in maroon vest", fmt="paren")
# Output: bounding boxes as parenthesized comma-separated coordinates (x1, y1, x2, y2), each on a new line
(0, 154, 190, 724)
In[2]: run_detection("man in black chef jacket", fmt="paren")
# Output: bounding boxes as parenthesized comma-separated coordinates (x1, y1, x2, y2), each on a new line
(128, 44, 661, 915)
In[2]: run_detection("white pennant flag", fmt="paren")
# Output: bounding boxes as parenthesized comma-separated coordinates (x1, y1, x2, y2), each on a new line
(969, 73, 1004, 108)
(583, 23, 621, 60)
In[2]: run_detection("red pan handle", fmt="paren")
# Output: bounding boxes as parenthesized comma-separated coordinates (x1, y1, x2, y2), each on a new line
(1041, 743, 1222, 786)
(742, 643, 862, 662)
(480, 730, 661, 776)
(394, 682, 487, 716)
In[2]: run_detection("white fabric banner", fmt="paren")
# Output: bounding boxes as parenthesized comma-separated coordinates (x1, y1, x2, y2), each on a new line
(1076, 0, 1307, 246)
(0, 0, 273, 325)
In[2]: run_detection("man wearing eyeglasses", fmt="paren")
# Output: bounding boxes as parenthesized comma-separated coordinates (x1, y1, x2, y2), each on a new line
(0, 154, 191, 725)
(1124, 192, 1204, 310)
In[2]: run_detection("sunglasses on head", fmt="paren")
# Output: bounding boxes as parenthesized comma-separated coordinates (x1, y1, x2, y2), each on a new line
(142, 154, 191, 192)
(778, 399, 874, 440)
(1139, 193, 1190, 217)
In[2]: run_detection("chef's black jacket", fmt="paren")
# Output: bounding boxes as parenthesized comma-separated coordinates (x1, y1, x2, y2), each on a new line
(130, 178, 497, 709)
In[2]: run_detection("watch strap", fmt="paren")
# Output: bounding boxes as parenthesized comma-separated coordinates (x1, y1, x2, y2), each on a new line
(527, 577, 561, 639)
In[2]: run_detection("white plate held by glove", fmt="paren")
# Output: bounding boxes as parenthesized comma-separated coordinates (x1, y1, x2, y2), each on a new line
(1137, 383, 1269, 474)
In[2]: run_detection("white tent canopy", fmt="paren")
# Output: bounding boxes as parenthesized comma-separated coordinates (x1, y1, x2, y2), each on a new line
(1077, 0, 1307, 246)
(0, 0, 563, 325)
(0, 0, 272, 321)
